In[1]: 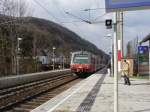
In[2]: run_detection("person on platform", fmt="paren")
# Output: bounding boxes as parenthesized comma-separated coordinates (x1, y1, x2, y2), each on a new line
(107, 63, 111, 76)
(122, 60, 131, 85)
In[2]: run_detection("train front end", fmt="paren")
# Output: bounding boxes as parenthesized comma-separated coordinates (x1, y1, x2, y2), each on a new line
(70, 51, 94, 77)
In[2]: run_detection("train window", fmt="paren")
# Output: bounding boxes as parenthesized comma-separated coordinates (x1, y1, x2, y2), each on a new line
(73, 55, 89, 64)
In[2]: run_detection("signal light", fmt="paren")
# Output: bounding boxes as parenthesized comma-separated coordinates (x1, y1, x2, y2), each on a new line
(105, 19, 112, 29)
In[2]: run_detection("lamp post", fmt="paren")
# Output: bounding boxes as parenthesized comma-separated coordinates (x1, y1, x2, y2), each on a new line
(52, 47, 56, 70)
(105, 34, 113, 76)
(61, 55, 64, 69)
(62, 56, 65, 69)
(17, 37, 22, 75)
(149, 40, 150, 80)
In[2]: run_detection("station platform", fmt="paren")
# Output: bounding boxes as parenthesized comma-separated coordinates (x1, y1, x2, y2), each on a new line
(31, 69, 150, 112)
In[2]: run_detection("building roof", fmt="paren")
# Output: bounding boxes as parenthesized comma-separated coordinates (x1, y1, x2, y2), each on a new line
(140, 34, 150, 44)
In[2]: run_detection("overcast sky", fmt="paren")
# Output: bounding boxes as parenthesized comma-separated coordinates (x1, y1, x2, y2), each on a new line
(27, 0, 150, 53)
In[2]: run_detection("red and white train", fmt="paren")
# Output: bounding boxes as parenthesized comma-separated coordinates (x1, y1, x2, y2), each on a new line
(70, 51, 102, 77)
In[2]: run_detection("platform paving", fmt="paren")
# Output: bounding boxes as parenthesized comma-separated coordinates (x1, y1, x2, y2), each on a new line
(32, 69, 150, 112)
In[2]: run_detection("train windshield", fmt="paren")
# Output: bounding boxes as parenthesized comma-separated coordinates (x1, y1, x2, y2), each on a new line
(73, 55, 89, 64)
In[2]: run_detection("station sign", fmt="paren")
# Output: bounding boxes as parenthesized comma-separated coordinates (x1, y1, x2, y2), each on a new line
(138, 46, 149, 63)
(105, 0, 150, 12)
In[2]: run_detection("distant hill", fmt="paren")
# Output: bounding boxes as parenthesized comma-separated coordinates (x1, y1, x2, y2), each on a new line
(23, 17, 107, 55)
(0, 16, 108, 59)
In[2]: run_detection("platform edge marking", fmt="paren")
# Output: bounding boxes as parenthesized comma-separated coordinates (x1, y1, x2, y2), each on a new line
(47, 78, 90, 112)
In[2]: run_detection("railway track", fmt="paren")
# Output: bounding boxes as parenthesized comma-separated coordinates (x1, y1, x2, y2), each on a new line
(0, 73, 82, 112)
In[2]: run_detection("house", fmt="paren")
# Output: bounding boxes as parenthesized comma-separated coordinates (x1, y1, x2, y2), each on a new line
(37, 50, 50, 65)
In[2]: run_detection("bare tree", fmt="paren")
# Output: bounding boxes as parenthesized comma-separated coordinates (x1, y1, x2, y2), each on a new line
(0, 0, 32, 76)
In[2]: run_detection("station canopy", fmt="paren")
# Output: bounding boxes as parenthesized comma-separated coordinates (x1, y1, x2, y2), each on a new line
(140, 34, 150, 44)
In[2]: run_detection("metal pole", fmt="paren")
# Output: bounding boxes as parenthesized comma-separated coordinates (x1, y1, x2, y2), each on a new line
(149, 40, 150, 80)
(63, 56, 65, 69)
(137, 37, 139, 77)
(120, 12, 124, 57)
(117, 11, 122, 74)
(110, 38, 113, 77)
(17, 38, 19, 75)
(114, 12, 119, 112)
(112, 43, 114, 76)
(53, 48, 55, 70)
(61, 56, 63, 69)
(89, 9, 91, 22)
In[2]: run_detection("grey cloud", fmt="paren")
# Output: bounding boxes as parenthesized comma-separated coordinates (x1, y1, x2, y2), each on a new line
(28, 0, 150, 53)
(124, 10, 150, 27)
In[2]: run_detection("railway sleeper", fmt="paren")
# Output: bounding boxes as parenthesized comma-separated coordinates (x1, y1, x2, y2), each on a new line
(13, 107, 31, 112)
(25, 102, 43, 106)
(19, 104, 37, 109)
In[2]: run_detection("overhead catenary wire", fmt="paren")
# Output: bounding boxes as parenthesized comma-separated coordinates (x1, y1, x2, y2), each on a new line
(0, 11, 107, 25)
(81, 7, 108, 11)
(61, 20, 86, 24)
(49, 0, 71, 26)
(47, 0, 107, 24)
(0, 11, 118, 26)
(0, 0, 109, 25)
(65, 10, 108, 24)
(0, 2, 112, 25)
(81, 8, 108, 20)
(51, 0, 67, 18)
(81, 7, 120, 12)
(93, 13, 107, 21)
(32, 0, 61, 23)
(65, 11, 92, 24)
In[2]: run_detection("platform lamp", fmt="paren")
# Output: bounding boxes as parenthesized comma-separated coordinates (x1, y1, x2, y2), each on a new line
(17, 37, 22, 75)
(105, 34, 113, 76)
(52, 47, 56, 70)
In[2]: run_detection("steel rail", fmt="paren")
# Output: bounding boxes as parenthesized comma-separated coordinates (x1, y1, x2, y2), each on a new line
(0, 73, 77, 110)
